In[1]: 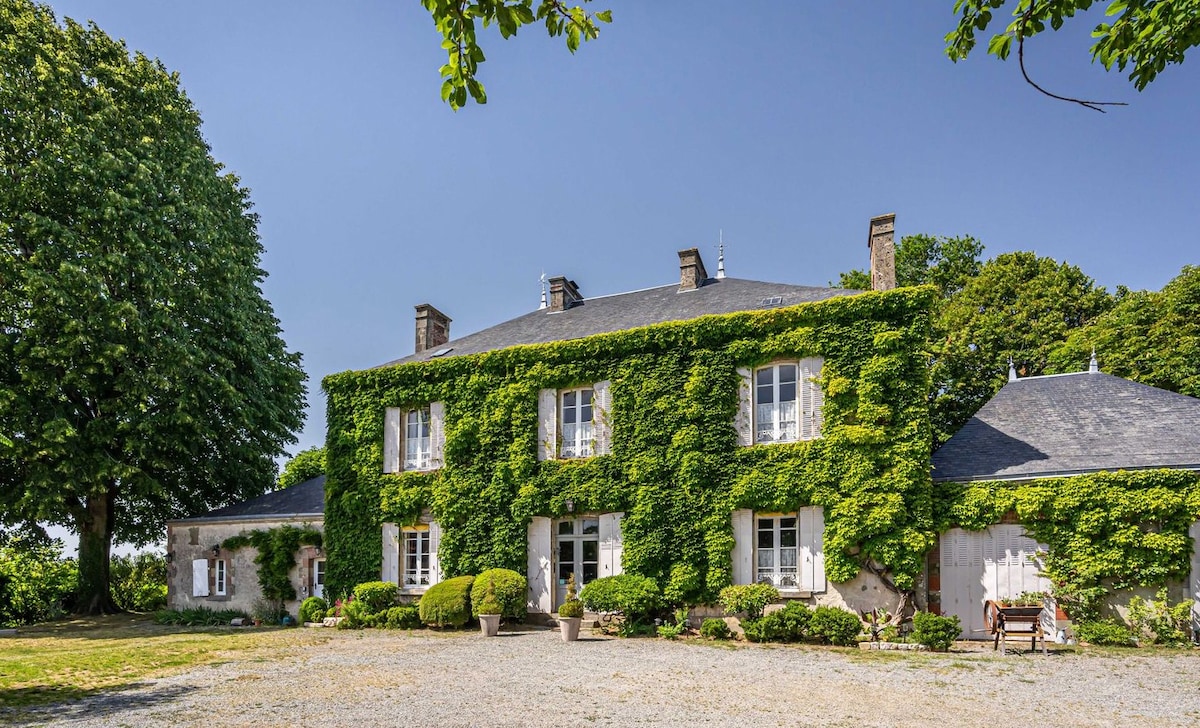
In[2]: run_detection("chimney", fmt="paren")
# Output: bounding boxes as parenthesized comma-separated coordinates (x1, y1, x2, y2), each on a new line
(547, 276, 583, 312)
(677, 248, 709, 291)
(414, 303, 451, 354)
(867, 213, 897, 291)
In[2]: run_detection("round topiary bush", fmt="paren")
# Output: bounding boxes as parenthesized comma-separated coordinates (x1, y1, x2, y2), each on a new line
(418, 575, 475, 628)
(299, 596, 328, 624)
(353, 581, 399, 613)
(808, 606, 862, 646)
(699, 618, 731, 640)
(384, 605, 423, 630)
(470, 568, 527, 620)
(579, 575, 660, 621)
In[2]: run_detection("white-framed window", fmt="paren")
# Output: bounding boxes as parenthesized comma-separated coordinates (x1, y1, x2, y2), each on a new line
(731, 507, 825, 592)
(738, 357, 823, 446)
(312, 558, 326, 599)
(559, 387, 594, 459)
(404, 407, 432, 470)
(755, 364, 799, 443)
(756, 515, 799, 588)
(402, 527, 432, 587)
(214, 559, 228, 596)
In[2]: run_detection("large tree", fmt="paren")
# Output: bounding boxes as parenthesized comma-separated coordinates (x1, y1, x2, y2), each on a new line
(278, 447, 326, 489)
(836, 233, 984, 296)
(0, 0, 306, 613)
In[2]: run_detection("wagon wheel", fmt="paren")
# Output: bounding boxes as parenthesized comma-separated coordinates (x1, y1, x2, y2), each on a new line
(983, 599, 1002, 635)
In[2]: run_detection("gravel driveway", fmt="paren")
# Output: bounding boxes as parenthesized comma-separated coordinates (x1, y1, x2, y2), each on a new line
(18, 626, 1200, 727)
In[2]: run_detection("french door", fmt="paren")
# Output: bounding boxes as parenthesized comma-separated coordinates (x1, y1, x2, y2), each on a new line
(554, 517, 599, 608)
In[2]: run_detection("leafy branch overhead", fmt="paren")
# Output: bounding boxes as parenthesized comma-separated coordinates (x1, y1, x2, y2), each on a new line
(422, 0, 611, 109)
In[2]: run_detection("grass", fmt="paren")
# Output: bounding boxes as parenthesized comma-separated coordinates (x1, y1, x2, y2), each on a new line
(0, 614, 332, 711)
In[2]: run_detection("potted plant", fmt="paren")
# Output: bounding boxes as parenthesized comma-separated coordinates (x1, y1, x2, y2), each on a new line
(478, 581, 503, 637)
(557, 573, 584, 642)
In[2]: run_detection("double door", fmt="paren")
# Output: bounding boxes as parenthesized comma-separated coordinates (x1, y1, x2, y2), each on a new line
(555, 517, 599, 607)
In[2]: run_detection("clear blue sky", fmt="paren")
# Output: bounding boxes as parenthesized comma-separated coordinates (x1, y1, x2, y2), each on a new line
(44, 0, 1200, 461)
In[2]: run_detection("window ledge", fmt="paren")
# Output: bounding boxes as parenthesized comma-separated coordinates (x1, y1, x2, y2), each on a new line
(777, 589, 815, 599)
(399, 587, 430, 596)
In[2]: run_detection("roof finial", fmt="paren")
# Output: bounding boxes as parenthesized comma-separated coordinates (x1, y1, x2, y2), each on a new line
(716, 230, 726, 280)
(539, 271, 547, 310)
(1089, 347, 1098, 373)
(1008, 356, 1017, 382)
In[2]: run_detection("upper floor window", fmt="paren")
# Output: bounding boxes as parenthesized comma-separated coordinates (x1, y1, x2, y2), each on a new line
(736, 357, 823, 446)
(383, 403, 445, 473)
(538, 382, 611, 461)
(755, 364, 798, 443)
(560, 388, 594, 459)
(405, 407, 431, 470)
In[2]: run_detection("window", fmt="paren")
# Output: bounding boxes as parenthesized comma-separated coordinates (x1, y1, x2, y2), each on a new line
(560, 388, 594, 458)
(404, 407, 431, 470)
(755, 364, 798, 443)
(402, 528, 432, 587)
(312, 558, 326, 599)
(214, 559, 227, 596)
(756, 516, 798, 587)
(741, 358, 823, 446)
(736, 507, 825, 592)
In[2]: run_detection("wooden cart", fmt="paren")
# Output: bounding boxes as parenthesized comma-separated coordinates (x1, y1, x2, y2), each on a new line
(983, 600, 1048, 655)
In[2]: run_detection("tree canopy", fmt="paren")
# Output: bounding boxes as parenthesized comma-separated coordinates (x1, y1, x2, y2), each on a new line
(836, 234, 983, 296)
(0, 0, 306, 612)
(278, 447, 326, 489)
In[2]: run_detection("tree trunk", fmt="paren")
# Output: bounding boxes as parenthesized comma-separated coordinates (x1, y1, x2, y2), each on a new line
(75, 486, 118, 615)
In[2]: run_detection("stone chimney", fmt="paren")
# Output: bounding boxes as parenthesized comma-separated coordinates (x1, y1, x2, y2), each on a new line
(547, 276, 583, 312)
(867, 213, 897, 291)
(678, 248, 709, 291)
(414, 303, 451, 354)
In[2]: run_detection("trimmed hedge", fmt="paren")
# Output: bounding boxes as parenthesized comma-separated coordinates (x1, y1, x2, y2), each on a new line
(742, 601, 811, 643)
(470, 568, 527, 620)
(699, 618, 731, 640)
(579, 575, 660, 621)
(354, 581, 399, 612)
(808, 605, 862, 646)
(911, 611, 960, 651)
(384, 605, 423, 629)
(419, 575, 474, 627)
(299, 596, 328, 624)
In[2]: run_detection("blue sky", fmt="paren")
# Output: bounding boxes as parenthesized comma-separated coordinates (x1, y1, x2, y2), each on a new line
(44, 0, 1200, 463)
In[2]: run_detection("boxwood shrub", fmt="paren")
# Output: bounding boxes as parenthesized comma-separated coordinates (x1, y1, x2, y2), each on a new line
(299, 596, 328, 624)
(579, 575, 660, 621)
(807, 606, 862, 646)
(470, 568, 527, 620)
(418, 575, 474, 627)
(1075, 619, 1138, 646)
(383, 605, 423, 629)
(742, 601, 811, 643)
(699, 617, 731, 640)
(911, 611, 961, 651)
(353, 581, 399, 613)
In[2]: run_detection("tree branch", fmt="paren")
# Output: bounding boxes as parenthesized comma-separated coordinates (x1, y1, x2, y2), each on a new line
(1017, 5, 1127, 113)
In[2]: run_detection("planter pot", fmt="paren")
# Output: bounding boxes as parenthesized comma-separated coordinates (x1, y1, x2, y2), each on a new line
(558, 616, 582, 642)
(479, 613, 501, 637)
(998, 606, 1044, 618)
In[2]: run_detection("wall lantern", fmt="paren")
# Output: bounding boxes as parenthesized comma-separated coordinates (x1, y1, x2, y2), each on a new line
(165, 551, 174, 563)
(564, 498, 575, 513)
(211, 545, 220, 557)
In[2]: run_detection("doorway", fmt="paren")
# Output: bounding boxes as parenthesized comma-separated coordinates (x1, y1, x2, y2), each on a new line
(554, 517, 598, 608)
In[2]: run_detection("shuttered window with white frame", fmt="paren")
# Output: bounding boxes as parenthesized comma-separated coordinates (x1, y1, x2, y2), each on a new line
(191, 558, 210, 597)
(736, 357, 824, 447)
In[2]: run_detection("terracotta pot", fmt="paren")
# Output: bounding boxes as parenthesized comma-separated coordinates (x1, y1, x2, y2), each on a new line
(558, 616, 581, 642)
(479, 613, 501, 637)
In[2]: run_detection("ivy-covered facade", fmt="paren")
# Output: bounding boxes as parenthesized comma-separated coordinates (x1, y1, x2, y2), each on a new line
(323, 237, 939, 616)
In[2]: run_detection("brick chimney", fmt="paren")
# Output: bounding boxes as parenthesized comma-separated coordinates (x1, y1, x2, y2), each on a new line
(547, 276, 583, 312)
(677, 248, 709, 291)
(867, 213, 896, 291)
(414, 303, 451, 354)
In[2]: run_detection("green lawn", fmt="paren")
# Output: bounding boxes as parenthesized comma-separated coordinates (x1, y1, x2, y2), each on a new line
(0, 614, 331, 710)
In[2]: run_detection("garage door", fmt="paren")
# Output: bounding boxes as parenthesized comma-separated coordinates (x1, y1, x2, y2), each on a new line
(939, 525, 1051, 639)
(1190, 522, 1200, 631)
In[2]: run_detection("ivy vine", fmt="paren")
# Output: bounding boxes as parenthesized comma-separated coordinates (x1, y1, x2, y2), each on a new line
(222, 524, 323, 604)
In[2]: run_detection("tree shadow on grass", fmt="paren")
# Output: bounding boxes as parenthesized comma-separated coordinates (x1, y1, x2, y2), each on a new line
(0, 682, 191, 726)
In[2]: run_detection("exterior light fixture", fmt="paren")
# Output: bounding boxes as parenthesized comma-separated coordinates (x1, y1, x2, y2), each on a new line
(564, 498, 575, 513)
(211, 545, 220, 557)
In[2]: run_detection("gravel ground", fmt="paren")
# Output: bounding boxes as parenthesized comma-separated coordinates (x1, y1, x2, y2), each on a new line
(17, 625, 1200, 728)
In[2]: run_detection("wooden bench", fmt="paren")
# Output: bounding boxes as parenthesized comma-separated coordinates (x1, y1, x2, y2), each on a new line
(984, 600, 1048, 655)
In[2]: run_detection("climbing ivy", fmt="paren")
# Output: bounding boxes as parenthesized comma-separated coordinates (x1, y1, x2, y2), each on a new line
(222, 524, 323, 604)
(323, 287, 937, 603)
(935, 470, 1200, 620)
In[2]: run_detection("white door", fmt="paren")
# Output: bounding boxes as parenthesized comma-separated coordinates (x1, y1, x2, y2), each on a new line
(1190, 521, 1200, 633)
(554, 517, 599, 608)
(939, 525, 1050, 639)
(312, 558, 326, 599)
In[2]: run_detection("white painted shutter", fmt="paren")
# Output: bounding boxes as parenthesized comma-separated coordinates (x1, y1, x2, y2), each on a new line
(526, 517, 552, 614)
(734, 367, 753, 447)
(429, 401, 446, 469)
(429, 520, 442, 585)
(599, 512, 624, 576)
(381, 523, 400, 585)
(537, 389, 557, 461)
(799, 506, 826, 592)
(191, 558, 210, 597)
(383, 407, 402, 473)
(1191, 521, 1200, 632)
(731, 509, 754, 585)
(799, 357, 824, 440)
(592, 380, 612, 456)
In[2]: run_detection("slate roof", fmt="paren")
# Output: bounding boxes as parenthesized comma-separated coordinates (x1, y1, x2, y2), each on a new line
(381, 277, 858, 366)
(176, 475, 326, 522)
(931, 372, 1200, 482)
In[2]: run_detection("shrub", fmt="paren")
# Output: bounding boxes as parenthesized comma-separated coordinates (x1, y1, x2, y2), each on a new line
(579, 575, 660, 621)
(299, 596, 328, 624)
(742, 602, 812, 643)
(353, 581, 399, 613)
(699, 618, 731, 640)
(384, 605, 422, 629)
(559, 572, 584, 618)
(153, 607, 248, 626)
(657, 622, 684, 639)
(718, 584, 779, 620)
(808, 606, 862, 646)
(418, 575, 474, 627)
(1128, 588, 1193, 646)
(470, 568, 527, 620)
(911, 611, 961, 651)
(110, 553, 167, 612)
(337, 598, 371, 629)
(250, 597, 286, 624)
(0, 533, 77, 627)
(1075, 619, 1138, 646)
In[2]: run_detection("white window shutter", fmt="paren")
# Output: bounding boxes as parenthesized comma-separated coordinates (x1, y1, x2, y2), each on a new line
(799, 506, 826, 592)
(731, 509, 753, 585)
(592, 380, 612, 456)
(381, 523, 399, 585)
(537, 389, 557, 461)
(798, 357, 824, 440)
(383, 407, 402, 473)
(428, 520, 442, 585)
(526, 516, 552, 614)
(429, 401, 446, 469)
(191, 558, 210, 597)
(734, 367, 753, 447)
(599, 512, 624, 577)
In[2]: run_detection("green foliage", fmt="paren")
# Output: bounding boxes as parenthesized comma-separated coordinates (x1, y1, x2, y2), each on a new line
(0, 0, 307, 614)
(222, 525, 322, 605)
(153, 607, 249, 626)
(945, 0, 1200, 91)
(558, 571, 584, 618)
(383, 605, 423, 629)
(937, 469, 1200, 622)
(109, 553, 167, 613)
(299, 596, 328, 624)
(470, 568, 527, 619)
(477, 581, 503, 616)
(911, 611, 961, 651)
(742, 602, 812, 643)
(699, 617, 731, 640)
(808, 605, 863, 646)
(1128, 588, 1193, 646)
(324, 287, 935, 608)
(718, 584, 779, 620)
(1075, 619, 1138, 646)
(336, 598, 371, 629)
(418, 575, 474, 627)
(836, 234, 983, 298)
(578, 574, 660, 621)
(0, 532, 77, 627)
(353, 581, 399, 612)
(278, 447, 326, 489)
